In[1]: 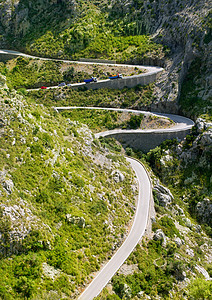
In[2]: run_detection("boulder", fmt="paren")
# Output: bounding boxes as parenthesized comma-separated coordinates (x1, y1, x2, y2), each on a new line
(153, 229, 167, 246)
(121, 283, 131, 299)
(78, 217, 85, 228)
(199, 129, 212, 147)
(153, 182, 173, 207)
(183, 217, 192, 229)
(111, 170, 125, 183)
(174, 237, 183, 248)
(2, 179, 14, 194)
(66, 214, 85, 228)
(0, 74, 7, 89)
(196, 118, 205, 133)
(186, 247, 194, 257)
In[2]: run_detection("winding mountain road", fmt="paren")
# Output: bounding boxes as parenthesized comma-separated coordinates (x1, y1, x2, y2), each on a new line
(0, 49, 194, 299)
(0, 49, 163, 91)
(54, 106, 194, 135)
(78, 157, 151, 300)
(54, 107, 194, 300)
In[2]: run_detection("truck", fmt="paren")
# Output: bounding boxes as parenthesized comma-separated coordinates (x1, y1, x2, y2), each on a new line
(84, 77, 97, 83)
(109, 73, 123, 79)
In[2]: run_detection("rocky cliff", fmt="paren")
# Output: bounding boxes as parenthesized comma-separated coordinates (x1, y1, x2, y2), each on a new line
(0, 0, 76, 45)
(110, 0, 211, 114)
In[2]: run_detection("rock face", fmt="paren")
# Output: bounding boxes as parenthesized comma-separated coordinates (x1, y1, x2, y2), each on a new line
(2, 178, 14, 194)
(0, 74, 7, 88)
(120, 283, 132, 299)
(0, 0, 77, 43)
(153, 182, 173, 207)
(111, 0, 210, 113)
(196, 199, 212, 226)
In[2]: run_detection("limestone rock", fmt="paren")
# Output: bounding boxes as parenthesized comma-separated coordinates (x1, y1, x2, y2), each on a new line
(186, 246, 194, 257)
(0, 200, 52, 255)
(153, 182, 173, 207)
(121, 283, 132, 299)
(195, 264, 211, 280)
(0, 74, 7, 89)
(183, 217, 192, 229)
(196, 118, 205, 133)
(200, 129, 212, 147)
(111, 170, 125, 183)
(174, 237, 183, 248)
(2, 179, 14, 194)
(42, 262, 60, 280)
(153, 229, 167, 246)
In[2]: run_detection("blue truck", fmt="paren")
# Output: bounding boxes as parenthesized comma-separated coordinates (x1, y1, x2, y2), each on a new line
(84, 77, 97, 83)
(109, 73, 123, 79)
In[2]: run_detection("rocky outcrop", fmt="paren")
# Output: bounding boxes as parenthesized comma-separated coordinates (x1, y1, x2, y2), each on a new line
(0, 74, 7, 88)
(111, 0, 211, 113)
(153, 182, 173, 207)
(111, 170, 125, 183)
(178, 120, 212, 167)
(153, 229, 167, 247)
(66, 214, 86, 228)
(0, 0, 77, 44)
(0, 200, 52, 255)
(196, 199, 212, 226)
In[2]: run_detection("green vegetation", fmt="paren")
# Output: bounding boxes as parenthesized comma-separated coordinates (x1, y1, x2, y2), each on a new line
(187, 278, 212, 299)
(0, 57, 144, 90)
(179, 58, 212, 120)
(0, 89, 136, 299)
(144, 135, 212, 234)
(110, 241, 182, 299)
(61, 109, 144, 132)
(27, 83, 155, 108)
(3, 2, 164, 63)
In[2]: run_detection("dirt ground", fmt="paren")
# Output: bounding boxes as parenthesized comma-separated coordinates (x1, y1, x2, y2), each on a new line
(60, 62, 145, 78)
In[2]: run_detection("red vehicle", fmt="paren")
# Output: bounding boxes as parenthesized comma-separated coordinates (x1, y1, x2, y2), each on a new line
(41, 86, 47, 89)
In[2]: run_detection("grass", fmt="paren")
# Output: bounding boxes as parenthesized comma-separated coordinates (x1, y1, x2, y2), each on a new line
(0, 89, 137, 299)
(4, 1, 165, 63)
(27, 83, 155, 108)
(61, 109, 144, 132)
(0, 57, 144, 90)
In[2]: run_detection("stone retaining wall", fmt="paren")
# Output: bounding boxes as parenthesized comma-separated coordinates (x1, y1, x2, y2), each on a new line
(71, 72, 160, 90)
(102, 129, 191, 152)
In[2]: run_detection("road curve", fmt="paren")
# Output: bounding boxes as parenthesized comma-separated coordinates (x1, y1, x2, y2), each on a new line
(78, 157, 151, 300)
(54, 106, 194, 299)
(0, 49, 163, 90)
(0, 49, 194, 299)
(54, 106, 195, 134)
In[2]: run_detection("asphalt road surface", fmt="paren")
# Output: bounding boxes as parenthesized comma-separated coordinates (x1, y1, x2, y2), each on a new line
(78, 157, 151, 300)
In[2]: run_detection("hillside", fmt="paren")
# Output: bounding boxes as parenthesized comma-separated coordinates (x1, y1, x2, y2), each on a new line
(0, 84, 138, 299)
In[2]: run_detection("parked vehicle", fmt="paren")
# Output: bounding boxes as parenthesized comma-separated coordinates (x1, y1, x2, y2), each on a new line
(109, 73, 123, 79)
(58, 82, 66, 87)
(67, 83, 72, 87)
(84, 77, 97, 83)
(41, 86, 47, 89)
